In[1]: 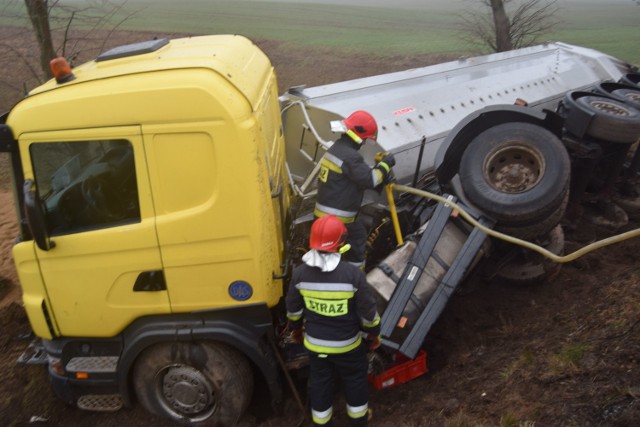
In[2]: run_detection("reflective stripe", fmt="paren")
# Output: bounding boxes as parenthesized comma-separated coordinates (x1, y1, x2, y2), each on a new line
(296, 282, 356, 300)
(296, 282, 356, 292)
(314, 209, 356, 224)
(287, 309, 303, 321)
(324, 152, 343, 167)
(319, 153, 343, 183)
(321, 158, 342, 174)
(361, 312, 380, 328)
(314, 203, 358, 220)
(347, 403, 369, 419)
(372, 169, 384, 186)
(312, 406, 333, 424)
(346, 129, 363, 144)
(378, 161, 391, 173)
(300, 289, 355, 300)
(305, 333, 360, 348)
(348, 260, 365, 269)
(304, 333, 362, 354)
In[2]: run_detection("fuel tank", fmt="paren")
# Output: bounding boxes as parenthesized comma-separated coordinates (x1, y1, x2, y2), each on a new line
(366, 220, 486, 336)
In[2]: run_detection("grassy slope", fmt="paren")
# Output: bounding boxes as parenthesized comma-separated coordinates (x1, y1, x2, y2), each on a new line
(7, 0, 628, 64)
(113, 0, 465, 55)
(551, 2, 639, 64)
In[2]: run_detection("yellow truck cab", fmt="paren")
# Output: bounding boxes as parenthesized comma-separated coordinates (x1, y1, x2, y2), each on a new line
(2, 35, 288, 424)
(3, 32, 640, 425)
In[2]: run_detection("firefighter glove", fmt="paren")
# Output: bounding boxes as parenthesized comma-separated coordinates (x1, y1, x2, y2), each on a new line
(384, 169, 395, 185)
(291, 328, 304, 345)
(374, 166, 395, 186)
(365, 334, 381, 351)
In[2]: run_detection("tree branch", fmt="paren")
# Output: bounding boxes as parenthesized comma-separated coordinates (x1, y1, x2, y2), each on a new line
(0, 41, 43, 84)
(458, 0, 559, 52)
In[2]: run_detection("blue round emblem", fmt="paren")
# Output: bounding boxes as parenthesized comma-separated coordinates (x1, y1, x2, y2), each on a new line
(229, 281, 253, 301)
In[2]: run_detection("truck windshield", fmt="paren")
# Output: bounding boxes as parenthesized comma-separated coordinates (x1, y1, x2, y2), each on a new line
(30, 139, 140, 235)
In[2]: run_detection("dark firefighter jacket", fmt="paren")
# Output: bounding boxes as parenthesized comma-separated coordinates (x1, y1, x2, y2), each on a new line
(286, 259, 381, 354)
(314, 135, 385, 223)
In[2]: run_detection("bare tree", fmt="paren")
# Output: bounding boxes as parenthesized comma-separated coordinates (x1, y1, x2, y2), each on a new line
(490, 0, 513, 52)
(50, 0, 136, 65)
(4, 0, 136, 81)
(0, 0, 139, 110)
(24, 0, 56, 78)
(458, 0, 559, 53)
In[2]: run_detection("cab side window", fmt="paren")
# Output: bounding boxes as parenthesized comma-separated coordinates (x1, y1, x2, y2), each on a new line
(30, 139, 140, 235)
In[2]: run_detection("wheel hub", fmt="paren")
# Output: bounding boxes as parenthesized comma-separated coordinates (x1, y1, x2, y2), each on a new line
(159, 365, 215, 417)
(626, 93, 640, 103)
(484, 144, 544, 193)
(590, 100, 631, 117)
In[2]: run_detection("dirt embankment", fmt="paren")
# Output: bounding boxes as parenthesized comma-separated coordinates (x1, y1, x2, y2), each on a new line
(1, 26, 639, 426)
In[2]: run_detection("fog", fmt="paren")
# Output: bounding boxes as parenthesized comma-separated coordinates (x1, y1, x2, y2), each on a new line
(100, 0, 635, 9)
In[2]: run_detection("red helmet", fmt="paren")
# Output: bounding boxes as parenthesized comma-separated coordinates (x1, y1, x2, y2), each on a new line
(309, 215, 348, 253)
(343, 110, 378, 142)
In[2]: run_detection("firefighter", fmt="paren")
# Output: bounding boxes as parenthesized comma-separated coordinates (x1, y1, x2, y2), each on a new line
(286, 215, 381, 427)
(315, 110, 395, 269)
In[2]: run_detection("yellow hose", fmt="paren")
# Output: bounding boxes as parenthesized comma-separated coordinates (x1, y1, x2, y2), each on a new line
(385, 184, 404, 246)
(390, 183, 640, 264)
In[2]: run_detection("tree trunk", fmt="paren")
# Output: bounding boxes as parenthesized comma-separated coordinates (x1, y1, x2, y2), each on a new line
(24, 0, 55, 78)
(490, 0, 513, 52)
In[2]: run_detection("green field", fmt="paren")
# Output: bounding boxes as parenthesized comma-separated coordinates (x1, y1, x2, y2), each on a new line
(548, 2, 639, 64)
(3, 0, 639, 64)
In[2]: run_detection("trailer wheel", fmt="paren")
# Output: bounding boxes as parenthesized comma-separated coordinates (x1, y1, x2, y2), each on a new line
(488, 224, 564, 285)
(459, 122, 570, 239)
(611, 88, 640, 110)
(133, 341, 253, 425)
(575, 95, 640, 143)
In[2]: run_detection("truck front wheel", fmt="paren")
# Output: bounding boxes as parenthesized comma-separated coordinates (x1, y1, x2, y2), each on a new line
(459, 122, 570, 239)
(133, 341, 253, 425)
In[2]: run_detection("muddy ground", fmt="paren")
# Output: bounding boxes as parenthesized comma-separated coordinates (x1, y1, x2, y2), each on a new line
(1, 27, 639, 426)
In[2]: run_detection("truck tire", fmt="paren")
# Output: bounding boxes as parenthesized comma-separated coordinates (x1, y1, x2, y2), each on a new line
(489, 224, 564, 285)
(459, 122, 570, 239)
(611, 88, 640, 110)
(575, 95, 640, 143)
(133, 341, 253, 426)
(496, 190, 569, 240)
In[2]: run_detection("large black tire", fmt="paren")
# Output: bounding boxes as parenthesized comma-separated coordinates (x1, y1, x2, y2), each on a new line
(496, 190, 569, 240)
(133, 341, 253, 426)
(459, 122, 570, 239)
(489, 224, 564, 285)
(611, 88, 640, 110)
(575, 95, 640, 143)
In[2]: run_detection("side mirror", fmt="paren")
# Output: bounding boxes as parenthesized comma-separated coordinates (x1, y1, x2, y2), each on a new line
(23, 180, 55, 251)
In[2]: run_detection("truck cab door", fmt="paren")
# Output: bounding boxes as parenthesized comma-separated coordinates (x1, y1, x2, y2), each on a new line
(261, 82, 289, 275)
(20, 126, 168, 338)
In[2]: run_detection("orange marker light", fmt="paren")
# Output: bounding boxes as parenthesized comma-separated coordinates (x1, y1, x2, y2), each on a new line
(50, 57, 75, 84)
(75, 372, 89, 379)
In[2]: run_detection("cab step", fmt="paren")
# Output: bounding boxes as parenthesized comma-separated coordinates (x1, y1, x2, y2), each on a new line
(77, 394, 123, 412)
